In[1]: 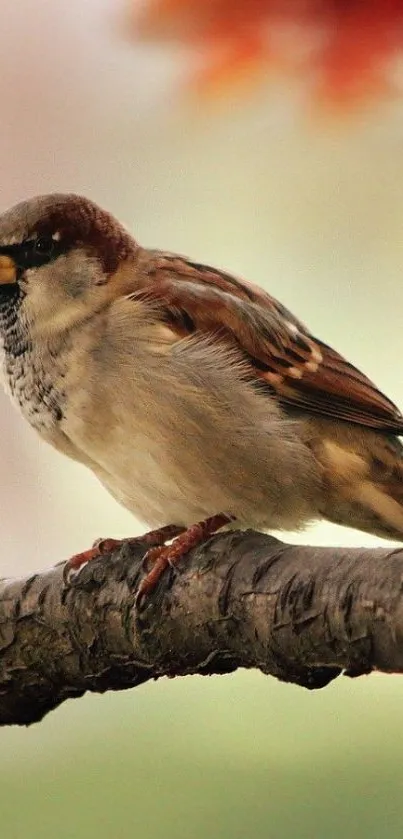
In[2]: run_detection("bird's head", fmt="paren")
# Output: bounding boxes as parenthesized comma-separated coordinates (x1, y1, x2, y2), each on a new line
(0, 194, 137, 339)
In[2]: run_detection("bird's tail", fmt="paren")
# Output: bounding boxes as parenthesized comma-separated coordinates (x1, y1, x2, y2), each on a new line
(308, 420, 403, 541)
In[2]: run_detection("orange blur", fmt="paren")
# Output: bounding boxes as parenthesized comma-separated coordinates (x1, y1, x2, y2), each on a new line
(130, 0, 403, 111)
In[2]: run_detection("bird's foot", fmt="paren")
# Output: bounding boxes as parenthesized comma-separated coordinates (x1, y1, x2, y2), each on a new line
(136, 513, 233, 608)
(63, 524, 185, 583)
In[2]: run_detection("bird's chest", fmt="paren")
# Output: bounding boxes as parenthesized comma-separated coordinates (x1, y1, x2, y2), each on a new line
(0, 344, 65, 434)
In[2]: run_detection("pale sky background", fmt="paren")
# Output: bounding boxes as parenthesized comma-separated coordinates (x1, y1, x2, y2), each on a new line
(1, 4, 403, 838)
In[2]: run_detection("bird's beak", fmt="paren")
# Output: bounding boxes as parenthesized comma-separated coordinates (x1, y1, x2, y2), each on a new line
(0, 255, 17, 285)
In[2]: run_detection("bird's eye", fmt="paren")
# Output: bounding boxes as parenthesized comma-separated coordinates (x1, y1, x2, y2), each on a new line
(11, 234, 62, 273)
(34, 236, 54, 256)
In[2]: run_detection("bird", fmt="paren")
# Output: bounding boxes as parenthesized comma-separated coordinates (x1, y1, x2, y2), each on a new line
(0, 192, 402, 603)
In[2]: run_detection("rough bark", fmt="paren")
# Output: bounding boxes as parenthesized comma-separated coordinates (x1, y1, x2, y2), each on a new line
(0, 530, 402, 727)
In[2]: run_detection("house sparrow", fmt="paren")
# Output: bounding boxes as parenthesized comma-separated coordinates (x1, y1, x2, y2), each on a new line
(0, 193, 402, 601)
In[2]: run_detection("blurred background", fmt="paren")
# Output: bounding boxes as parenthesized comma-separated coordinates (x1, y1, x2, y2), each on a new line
(2, 1, 403, 837)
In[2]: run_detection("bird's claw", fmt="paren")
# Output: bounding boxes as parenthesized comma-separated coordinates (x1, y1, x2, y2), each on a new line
(63, 517, 231, 606)
(135, 514, 232, 610)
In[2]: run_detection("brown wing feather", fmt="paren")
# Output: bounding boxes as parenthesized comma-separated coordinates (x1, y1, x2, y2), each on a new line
(135, 251, 403, 434)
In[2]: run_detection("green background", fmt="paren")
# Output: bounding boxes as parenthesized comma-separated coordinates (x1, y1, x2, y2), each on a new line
(2, 672, 403, 838)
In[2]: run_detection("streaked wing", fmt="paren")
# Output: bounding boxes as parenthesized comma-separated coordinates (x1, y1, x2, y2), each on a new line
(135, 251, 403, 433)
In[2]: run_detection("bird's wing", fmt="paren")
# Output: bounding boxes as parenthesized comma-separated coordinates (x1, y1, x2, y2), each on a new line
(131, 251, 403, 433)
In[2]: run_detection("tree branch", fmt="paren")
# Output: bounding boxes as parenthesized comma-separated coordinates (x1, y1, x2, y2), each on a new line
(1, 530, 403, 727)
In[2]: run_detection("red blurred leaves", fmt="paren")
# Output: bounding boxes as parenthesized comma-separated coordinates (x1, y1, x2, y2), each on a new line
(131, 0, 403, 110)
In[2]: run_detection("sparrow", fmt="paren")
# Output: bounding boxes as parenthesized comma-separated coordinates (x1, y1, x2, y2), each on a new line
(0, 193, 402, 602)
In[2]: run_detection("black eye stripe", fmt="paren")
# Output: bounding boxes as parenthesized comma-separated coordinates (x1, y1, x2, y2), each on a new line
(0, 237, 65, 270)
